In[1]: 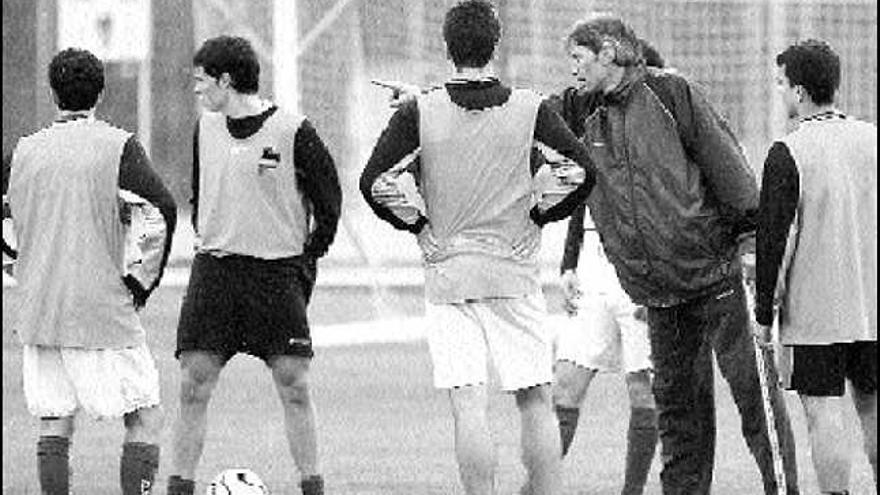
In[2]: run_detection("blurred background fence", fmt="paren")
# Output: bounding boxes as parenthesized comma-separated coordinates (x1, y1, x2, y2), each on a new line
(4, 0, 876, 267)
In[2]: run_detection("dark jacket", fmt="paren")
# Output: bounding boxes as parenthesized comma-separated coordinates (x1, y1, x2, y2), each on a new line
(556, 66, 758, 307)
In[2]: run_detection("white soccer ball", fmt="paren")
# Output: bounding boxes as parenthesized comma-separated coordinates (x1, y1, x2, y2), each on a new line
(206, 468, 269, 495)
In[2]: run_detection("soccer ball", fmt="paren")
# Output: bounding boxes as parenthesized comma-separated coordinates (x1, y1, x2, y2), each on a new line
(206, 468, 269, 495)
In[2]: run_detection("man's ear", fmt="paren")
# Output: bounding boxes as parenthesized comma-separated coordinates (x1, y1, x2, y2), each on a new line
(598, 40, 617, 66)
(218, 72, 233, 89)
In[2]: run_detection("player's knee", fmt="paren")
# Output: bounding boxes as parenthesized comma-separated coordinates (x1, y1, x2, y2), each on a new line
(124, 405, 163, 437)
(271, 357, 312, 407)
(852, 388, 876, 417)
(552, 382, 579, 409)
(802, 396, 845, 432)
(278, 380, 312, 409)
(179, 364, 221, 405)
(515, 384, 552, 410)
(651, 371, 690, 407)
(553, 361, 590, 407)
(272, 366, 310, 406)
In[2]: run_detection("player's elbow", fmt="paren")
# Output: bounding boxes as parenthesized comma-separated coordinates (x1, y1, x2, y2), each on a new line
(358, 173, 376, 203)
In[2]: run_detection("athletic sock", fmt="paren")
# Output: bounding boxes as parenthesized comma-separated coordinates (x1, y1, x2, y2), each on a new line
(167, 475, 196, 495)
(556, 405, 581, 458)
(37, 435, 70, 495)
(621, 407, 658, 495)
(120, 442, 159, 495)
(301, 474, 324, 495)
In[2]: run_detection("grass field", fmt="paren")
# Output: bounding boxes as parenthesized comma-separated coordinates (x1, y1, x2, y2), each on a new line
(2, 279, 875, 494)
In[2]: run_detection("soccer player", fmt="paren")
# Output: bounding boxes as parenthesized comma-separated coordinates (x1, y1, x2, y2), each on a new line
(756, 39, 877, 495)
(550, 44, 669, 495)
(166, 36, 341, 495)
(549, 16, 799, 494)
(2, 47, 177, 495)
(555, 212, 656, 495)
(360, 2, 596, 493)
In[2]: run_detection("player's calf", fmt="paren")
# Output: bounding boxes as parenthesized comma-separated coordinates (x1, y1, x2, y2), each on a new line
(552, 360, 595, 457)
(122, 406, 162, 495)
(851, 387, 877, 483)
(272, 356, 324, 486)
(37, 416, 74, 495)
(449, 385, 497, 494)
(516, 385, 562, 495)
(621, 370, 658, 495)
(38, 436, 70, 495)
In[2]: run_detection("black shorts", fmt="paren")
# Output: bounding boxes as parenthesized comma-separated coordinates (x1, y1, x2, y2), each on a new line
(786, 341, 877, 397)
(176, 252, 317, 363)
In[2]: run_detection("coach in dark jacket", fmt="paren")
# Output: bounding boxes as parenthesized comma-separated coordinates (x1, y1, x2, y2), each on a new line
(553, 16, 799, 495)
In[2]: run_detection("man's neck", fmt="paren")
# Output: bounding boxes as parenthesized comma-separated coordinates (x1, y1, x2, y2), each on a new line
(224, 93, 269, 119)
(797, 101, 837, 121)
(57, 108, 95, 120)
(452, 65, 496, 81)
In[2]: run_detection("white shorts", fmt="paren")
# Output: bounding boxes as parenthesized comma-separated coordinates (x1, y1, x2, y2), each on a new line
(554, 289, 652, 374)
(22, 343, 160, 420)
(425, 292, 554, 392)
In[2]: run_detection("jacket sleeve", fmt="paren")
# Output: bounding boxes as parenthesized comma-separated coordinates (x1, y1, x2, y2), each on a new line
(294, 119, 342, 258)
(668, 76, 759, 235)
(530, 99, 597, 226)
(560, 202, 586, 272)
(359, 99, 428, 234)
(548, 88, 598, 271)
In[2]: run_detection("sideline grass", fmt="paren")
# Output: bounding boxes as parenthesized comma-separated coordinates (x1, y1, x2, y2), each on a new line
(3, 285, 874, 494)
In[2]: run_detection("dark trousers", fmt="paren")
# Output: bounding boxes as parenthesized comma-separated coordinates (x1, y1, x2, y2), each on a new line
(647, 282, 799, 495)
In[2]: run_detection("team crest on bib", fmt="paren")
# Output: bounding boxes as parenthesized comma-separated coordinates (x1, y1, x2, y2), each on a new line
(258, 146, 281, 173)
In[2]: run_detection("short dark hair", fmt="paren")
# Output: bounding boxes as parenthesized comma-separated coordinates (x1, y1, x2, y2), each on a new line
(640, 39, 665, 69)
(193, 36, 260, 94)
(567, 16, 642, 67)
(48, 48, 105, 111)
(776, 39, 840, 105)
(443, 0, 501, 68)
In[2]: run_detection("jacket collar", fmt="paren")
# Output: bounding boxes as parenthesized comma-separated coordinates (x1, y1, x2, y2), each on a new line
(600, 65, 647, 107)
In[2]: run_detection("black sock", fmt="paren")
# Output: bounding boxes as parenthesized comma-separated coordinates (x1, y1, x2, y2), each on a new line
(121, 442, 159, 495)
(301, 474, 324, 495)
(556, 405, 580, 457)
(622, 407, 658, 495)
(37, 436, 70, 495)
(167, 475, 195, 495)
